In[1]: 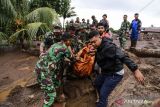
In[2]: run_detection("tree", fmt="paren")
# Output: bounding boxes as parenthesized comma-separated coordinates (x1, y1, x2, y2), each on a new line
(9, 22, 50, 48)
(9, 7, 59, 47)
(0, 0, 17, 35)
(29, 0, 62, 15)
(0, 32, 8, 43)
(0, 0, 59, 47)
(29, 0, 76, 30)
(59, 0, 76, 30)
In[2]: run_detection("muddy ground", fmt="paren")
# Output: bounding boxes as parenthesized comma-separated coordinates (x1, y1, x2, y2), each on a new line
(0, 35, 160, 107)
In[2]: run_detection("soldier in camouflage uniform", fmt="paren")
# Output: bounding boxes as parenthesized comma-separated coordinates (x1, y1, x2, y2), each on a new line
(65, 23, 83, 52)
(91, 15, 98, 27)
(71, 35, 84, 54)
(78, 25, 89, 43)
(40, 25, 62, 56)
(86, 19, 91, 29)
(81, 18, 87, 29)
(68, 25, 84, 54)
(75, 17, 81, 24)
(119, 15, 130, 49)
(34, 33, 72, 107)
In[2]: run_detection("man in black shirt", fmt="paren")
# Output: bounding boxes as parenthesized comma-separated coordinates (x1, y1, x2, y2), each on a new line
(88, 30, 144, 107)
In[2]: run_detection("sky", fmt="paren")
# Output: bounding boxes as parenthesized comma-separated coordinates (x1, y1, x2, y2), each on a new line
(62, 0, 160, 30)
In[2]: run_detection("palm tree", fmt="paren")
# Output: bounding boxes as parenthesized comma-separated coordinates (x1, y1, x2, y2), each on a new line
(0, 0, 17, 38)
(0, 0, 59, 47)
(62, 7, 76, 30)
(0, 32, 8, 44)
(60, 0, 76, 30)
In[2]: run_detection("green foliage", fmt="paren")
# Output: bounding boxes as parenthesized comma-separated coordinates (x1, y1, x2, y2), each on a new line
(10, 0, 30, 18)
(0, 0, 17, 31)
(9, 29, 27, 43)
(9, 22, 50, 43)
(60, 0, 76, 19)
(0, 32, 8, 42)
(29, 0, 76, 18)
(30, 0, 65, 15)
(58, 0, 76, 29)
(0, 0, 76, 46)
(26, 22, 50, 40)
(0, 0, 17, 18)
(0, 0, 59, 45)
(29, 0, 76, 30)
(26, 7, 59, 27)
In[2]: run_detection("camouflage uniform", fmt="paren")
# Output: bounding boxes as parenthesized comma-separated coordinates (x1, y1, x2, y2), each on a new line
(45, 31, 61, 43)
(43, 32, 54, 49)
(42, 31, 62, 52)
(71, 35, 84, 54)
(92, 19, 98, 26)
(81, 22, 88, 29)
(78, 30, 89, 43)
(34, 42, 71, 107)
(86, 21, 91, 29)
(119, 21, 130, 49)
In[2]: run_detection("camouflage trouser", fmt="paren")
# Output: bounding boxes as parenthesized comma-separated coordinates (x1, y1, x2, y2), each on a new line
(34, 63, 63, 107)
(119, 35, 127, 49)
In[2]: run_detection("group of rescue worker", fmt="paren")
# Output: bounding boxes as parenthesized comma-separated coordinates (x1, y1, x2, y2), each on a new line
(34, 13, 144, 107)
